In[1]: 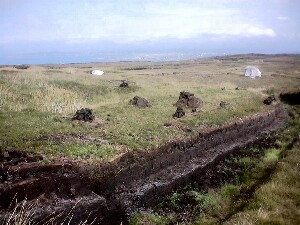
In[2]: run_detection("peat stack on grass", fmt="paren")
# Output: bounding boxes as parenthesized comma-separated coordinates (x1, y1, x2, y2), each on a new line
(129, 96, 151, 108)
(175, 91, 203, 112)
(263, 95, 276, 105)
(72, 108, 95, 122)
(119, 81, 129, 87)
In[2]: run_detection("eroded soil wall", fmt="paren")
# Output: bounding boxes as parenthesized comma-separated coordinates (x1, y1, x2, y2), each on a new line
(93, 105, 285, 194)
(0, 105, 287, 224)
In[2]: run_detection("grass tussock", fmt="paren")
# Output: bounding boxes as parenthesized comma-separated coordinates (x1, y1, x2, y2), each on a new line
(2, 200, 36, 225)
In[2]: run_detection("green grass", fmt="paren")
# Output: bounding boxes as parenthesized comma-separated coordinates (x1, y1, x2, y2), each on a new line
(224, 107, 300, 225)
(0, 55, 299, 161)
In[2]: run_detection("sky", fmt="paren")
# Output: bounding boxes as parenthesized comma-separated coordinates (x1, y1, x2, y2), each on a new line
(0, 0, 300, 64)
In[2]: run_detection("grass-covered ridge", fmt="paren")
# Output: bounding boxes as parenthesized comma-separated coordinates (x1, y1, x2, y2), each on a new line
(0, 55, 299, 161)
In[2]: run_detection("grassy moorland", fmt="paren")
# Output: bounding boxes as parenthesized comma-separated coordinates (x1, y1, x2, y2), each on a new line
(1, 54, 300, 225)
(0, 54, 299, 163)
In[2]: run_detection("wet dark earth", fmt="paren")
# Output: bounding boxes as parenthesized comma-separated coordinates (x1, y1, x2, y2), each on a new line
(280, 91, 300, 105)
(0, 105, 287, 224)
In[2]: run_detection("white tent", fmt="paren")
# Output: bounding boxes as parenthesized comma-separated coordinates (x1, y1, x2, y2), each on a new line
(91, 70, 104, 76)
(244, 66, 261, 79)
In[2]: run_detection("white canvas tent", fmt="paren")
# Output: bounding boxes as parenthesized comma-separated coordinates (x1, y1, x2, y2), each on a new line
(244, 66, 261, 79)
(91, 70, 104, 76)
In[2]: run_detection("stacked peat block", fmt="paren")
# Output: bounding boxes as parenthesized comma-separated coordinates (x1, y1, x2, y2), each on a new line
(129, 96, 151, 108)
(173, 91, 203, 117)
(72, 108, 95, 122)
(263, 95, 276, 105)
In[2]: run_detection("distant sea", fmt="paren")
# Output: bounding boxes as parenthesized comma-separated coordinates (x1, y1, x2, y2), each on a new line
(0, 51, 226, 65)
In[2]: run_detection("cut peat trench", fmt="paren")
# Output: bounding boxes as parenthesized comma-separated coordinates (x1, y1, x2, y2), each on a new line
(280, 91, 300, 105)
(0, 105, 287, 224)
(154, 138, 280, 224)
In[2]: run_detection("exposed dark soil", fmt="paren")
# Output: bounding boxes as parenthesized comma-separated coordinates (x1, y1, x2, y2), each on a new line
(0, 105, 287, 224)
(280, 91, 300, 105)
(0, 149, 80, 207)
(0, 149, 119, 224)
